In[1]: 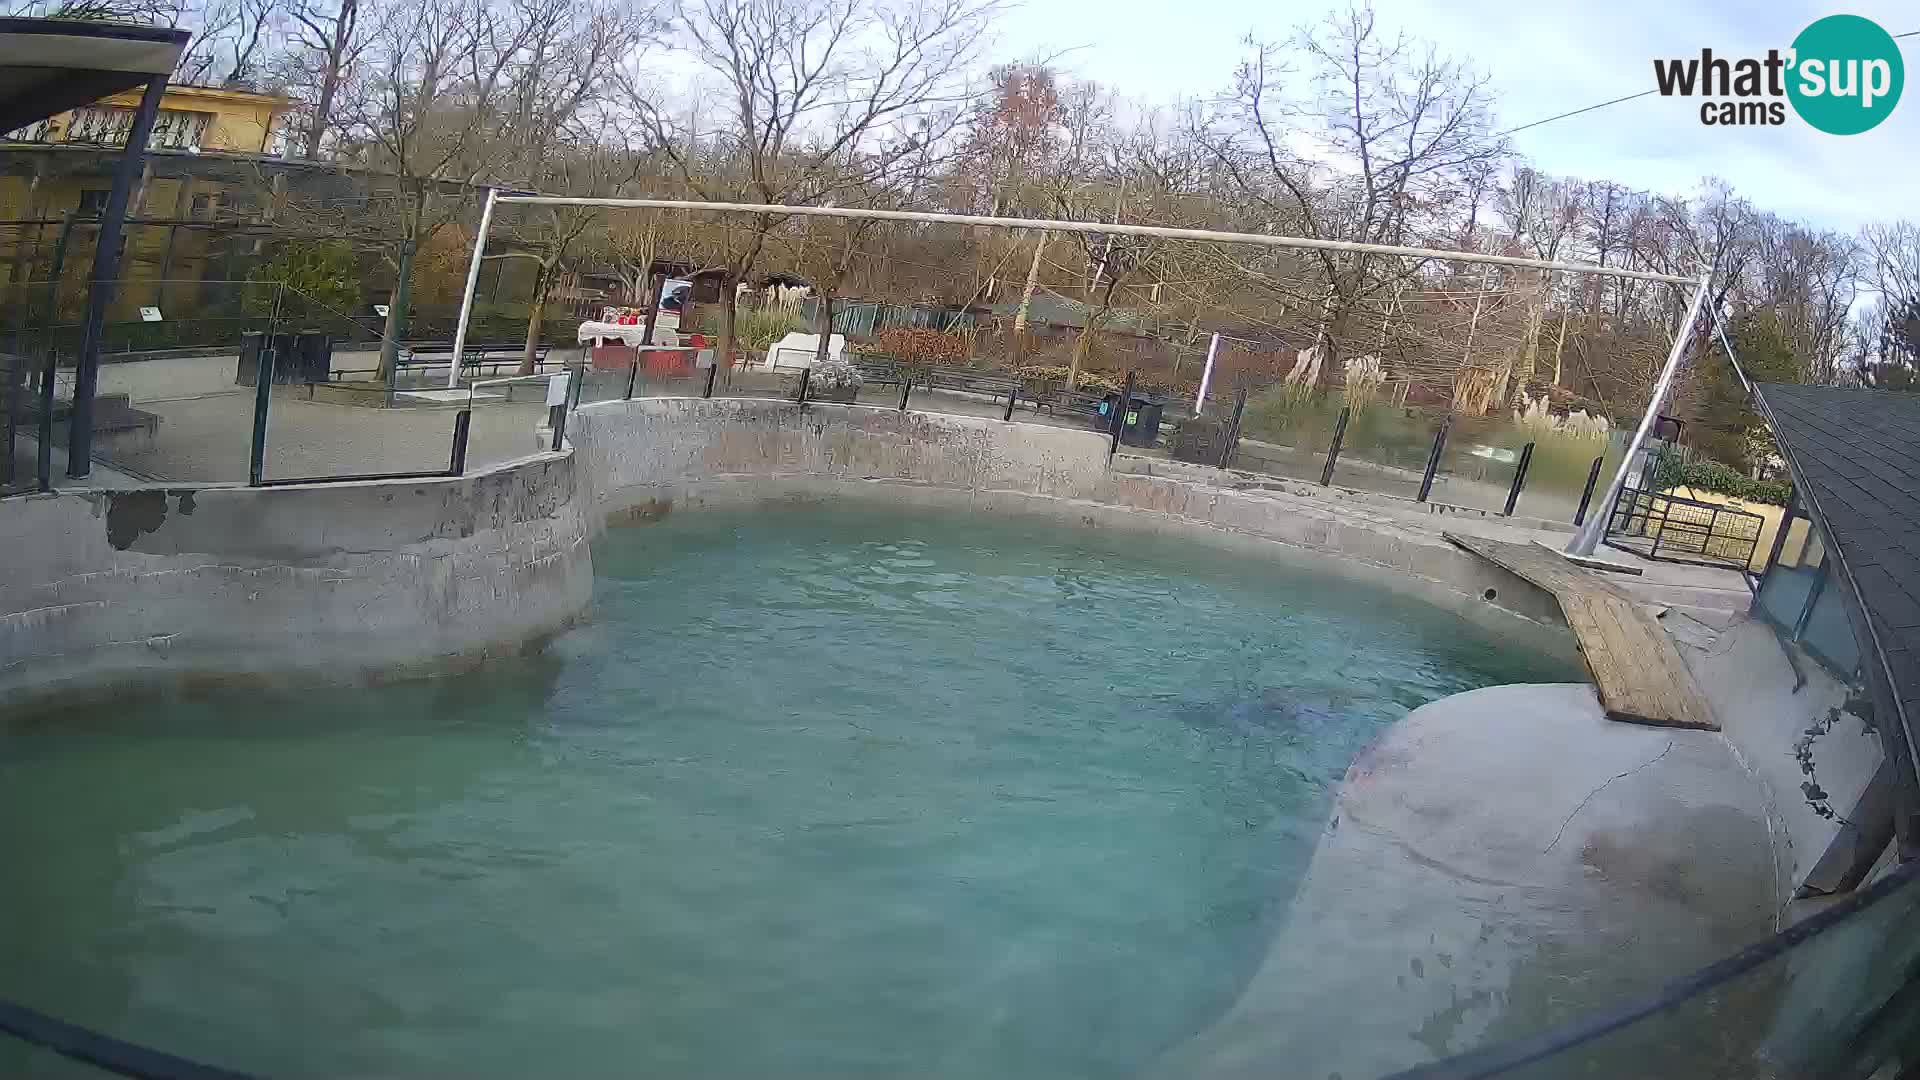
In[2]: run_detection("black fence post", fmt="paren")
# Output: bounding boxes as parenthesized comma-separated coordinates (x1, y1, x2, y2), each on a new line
(1320, 406, 1351, 486)
(623, 353, 640, 400)
(897, 379, 911, 411)
(247, 348, 275, 486)
(35, 350, 55, 492)
(449, 409, 471, 475)
(1503, 441, 1536, 516)
(548, 403, 566, 451)
(1572, 455, 1606, 526)
(702, 359, 718, 398)
(1417, 418, 1450, 502)
(795, 366, 812, 405)
(1217, 387, 1248, 469)
(1003, 385, 1018, 422)
(1108, 370, 1136, 459)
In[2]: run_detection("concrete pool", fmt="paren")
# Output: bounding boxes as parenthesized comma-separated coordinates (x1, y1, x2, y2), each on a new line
(0, 396, 1898, 1078)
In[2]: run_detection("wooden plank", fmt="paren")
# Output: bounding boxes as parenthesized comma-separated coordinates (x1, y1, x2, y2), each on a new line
(1445, 532, 1717, 730)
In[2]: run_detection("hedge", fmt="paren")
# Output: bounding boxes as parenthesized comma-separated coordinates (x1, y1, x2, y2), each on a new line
(1652, 451, 1791, 506)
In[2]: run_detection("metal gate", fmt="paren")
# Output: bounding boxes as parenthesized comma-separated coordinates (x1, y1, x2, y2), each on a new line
(1605, 487, 1766, 571)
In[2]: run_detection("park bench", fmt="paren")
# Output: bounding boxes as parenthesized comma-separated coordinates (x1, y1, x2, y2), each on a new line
(396, 342, 555, 379)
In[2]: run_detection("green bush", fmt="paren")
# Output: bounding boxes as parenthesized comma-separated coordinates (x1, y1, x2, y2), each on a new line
(1652, 450, 1790, 506)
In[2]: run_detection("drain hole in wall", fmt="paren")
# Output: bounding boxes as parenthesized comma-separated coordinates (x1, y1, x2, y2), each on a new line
(1483, 588, 1498, 602)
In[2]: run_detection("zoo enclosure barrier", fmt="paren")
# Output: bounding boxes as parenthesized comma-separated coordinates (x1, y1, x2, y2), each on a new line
(0, 278, 582, 493)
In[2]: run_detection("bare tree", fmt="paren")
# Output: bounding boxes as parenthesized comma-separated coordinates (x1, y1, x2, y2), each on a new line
(1204, 4, 1505, 394)
(173, 0, 280, 85)
(314, 0, 536, 377)
(281, 0, 368, 158)
(618, 0, 997, 369)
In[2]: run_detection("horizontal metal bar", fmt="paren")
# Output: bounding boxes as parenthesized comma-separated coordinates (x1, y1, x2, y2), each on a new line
(251, 468, 457, 487)
(492, 197, 1698, 286)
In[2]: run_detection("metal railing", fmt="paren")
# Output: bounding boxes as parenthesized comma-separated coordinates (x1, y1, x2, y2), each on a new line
(1604, 486, 1766, 571)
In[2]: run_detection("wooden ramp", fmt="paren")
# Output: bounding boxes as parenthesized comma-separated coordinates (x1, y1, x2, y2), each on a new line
(1445, 532, 1717, 730)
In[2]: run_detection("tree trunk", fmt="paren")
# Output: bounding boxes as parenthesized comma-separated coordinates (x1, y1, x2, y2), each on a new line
(375, 237, 415, 382)
(639, 272, 665, 346)
(1312, 284, 1347, 396)
(1013, 231, 1045, 334)
(519, 263, 548, 375)
(303, 0, 355, 159)
(1550, 311, 1570, 388)
(1068, 324, 1092, 389)
(813, 289, 834, 367)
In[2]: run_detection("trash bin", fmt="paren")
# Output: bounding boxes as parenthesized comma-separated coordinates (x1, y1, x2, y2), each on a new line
(293, 330, 335, 383)
(1121, 394, 1166, 447)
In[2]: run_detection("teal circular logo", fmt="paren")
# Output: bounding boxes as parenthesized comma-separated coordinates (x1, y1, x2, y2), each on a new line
(1788, 15, 1903, 135)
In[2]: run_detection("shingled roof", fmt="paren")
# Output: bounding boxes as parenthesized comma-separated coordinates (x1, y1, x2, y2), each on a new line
(1755, 384, 1920, 813)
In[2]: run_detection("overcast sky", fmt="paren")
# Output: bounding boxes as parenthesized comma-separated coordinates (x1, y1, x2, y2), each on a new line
(993, 0, 1917, 234)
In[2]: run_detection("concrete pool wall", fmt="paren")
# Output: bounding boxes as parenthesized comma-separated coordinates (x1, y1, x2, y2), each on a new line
(568, 396, 1575, 641)
(0, 396, 1573, 703)
(0, 452, 591, 705)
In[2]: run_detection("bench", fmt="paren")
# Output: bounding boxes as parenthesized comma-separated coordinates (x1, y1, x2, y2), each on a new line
(400, 342, 554, 378)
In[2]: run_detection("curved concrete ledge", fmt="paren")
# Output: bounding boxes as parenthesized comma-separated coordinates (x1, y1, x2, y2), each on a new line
(1156, 683, 1782, 1080)
(0, 452, 592, 706)
(569, 397, 1579, 653)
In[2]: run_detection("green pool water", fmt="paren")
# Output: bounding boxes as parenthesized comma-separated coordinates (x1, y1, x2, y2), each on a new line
(0, 504, 1573, 1078)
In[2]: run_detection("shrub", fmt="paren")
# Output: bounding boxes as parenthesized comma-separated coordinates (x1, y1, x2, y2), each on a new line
(1652, 450, 1791, 506)
(810, 357, 864, 392)
(859, 327, 970, 366)
(690, 305, 808, 352)
(1009, 365, 1122, 392)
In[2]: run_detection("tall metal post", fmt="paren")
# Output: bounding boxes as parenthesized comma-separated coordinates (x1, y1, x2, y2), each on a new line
(1417, 418, 1450, 503)
(1002, 385, 1018, 421)
(447, 187, 498, 389)
(1217, 387, 1247, 469)
(247, 346, 275, 485)
(1503, 441, 1536, 516)
(1567, 272, 1712, 555)
(1194, 331, 1220, 414)
(30, 212, 74, 493)
(1320, 406, 1351, 486)
(897, 379, 911, 411)
(69, 75, 168, 478)
(1572, 456, 1606, 526)
(1108, 371, 1136, 459)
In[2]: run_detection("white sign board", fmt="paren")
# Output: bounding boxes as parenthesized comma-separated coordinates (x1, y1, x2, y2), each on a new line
(695, 349, 716, 369)
(138, 306, 162, 322)
(545, 372, 571, 407)
(373, 304, 391, 318)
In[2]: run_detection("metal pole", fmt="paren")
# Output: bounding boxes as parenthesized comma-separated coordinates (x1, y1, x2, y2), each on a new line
(69, 75, 168, 478)
(1420, 420, 1443, 503)
(36, 213, 75, 493)
(1217, 387, 1247, 469)
(548, 403, 565, 451)
(1108, 371, 1136, 459)
(795, 366, 811, 405)
(1002, 385, 1018, 422)
(449, 409, 471, 474)
(702, 360, 718, 398)
(1503, 441, 1536, 516)
(1320, 406, 1351, 486)
(446, 188, 498, 389)
(1573, 455, 1605, 526)
(1567, 272, 1712, 555)
(624, 353, 639, 400)
(897, 379, 911, 411)
(1194, 331, 1221, 415)
(247, 347, 275, 485)
(493, 197, 1695, 286)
